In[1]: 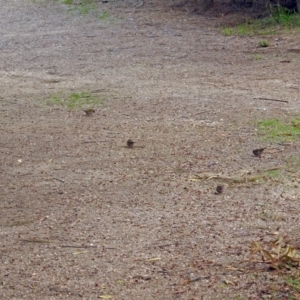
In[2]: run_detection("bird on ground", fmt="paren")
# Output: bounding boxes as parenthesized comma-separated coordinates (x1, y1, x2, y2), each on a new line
(215, 185, 224, 194)
(83, 108, 95, 116)
(253, 147, 266, 158)
(126, 139, 135, 148)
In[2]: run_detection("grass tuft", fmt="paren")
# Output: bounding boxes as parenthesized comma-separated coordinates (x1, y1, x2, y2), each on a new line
(99, 11, 110, 21)
(257, 39, 269, 47)
(48, 91, 105, 109)
(221, 6, 300, 36)
(61, 0, 97, 15)
(286, 272, 300, 293)
(252, 54, 263, 60)
(257, 117, 300, 142)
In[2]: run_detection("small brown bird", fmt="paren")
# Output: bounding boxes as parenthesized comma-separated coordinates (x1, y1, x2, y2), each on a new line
(253, 147, 266, 158)
(215, 185, 224, 194)
(126, 139, 135, 148)
(83, 108, 95, 116)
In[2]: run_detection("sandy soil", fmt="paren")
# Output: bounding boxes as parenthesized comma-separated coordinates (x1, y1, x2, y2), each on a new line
(1, 0, 300, 299)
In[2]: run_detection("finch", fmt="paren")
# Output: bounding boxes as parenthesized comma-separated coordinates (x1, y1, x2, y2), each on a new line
(253, 148, 266, 158)
(126, 139, 135, 148)
(83, 109, 95, 116)
(216, 185, 224, 194)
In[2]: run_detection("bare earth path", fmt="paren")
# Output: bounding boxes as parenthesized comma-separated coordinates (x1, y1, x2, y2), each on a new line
(1, 0, 300, 299)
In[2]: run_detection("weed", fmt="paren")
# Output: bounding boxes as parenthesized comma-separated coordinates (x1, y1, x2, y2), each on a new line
(258, 39, 269, 47)
(252, 54, 262, 60)
(48, 91, 104, 109)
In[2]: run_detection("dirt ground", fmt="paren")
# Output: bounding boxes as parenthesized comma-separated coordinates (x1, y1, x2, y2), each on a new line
(1, 0, 300, 299)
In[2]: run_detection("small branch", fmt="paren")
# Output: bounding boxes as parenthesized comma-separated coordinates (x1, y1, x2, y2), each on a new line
(20, 239, 53, 244)
(288, 49, 300, 53)
(172, 290, 187, 294)
(82, 141, 97, 143)
(157, 243, 174, 248)
(254, 97, 288, 103)
(53, 177, 64, 183)
(188, 275, 211, 283)
(61, 245, 97, 248)
(82, 140, 108, 143)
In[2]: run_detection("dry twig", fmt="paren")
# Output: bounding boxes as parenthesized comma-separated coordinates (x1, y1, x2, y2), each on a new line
(254, 97, 288, 103)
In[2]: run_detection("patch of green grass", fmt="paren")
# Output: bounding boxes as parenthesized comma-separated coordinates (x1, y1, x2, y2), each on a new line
(221, 6, 300, 36)
(236, 25, 250, 35)
(99, 11, 109, 20)
(221, 23, 275, 36)
(256, 167, 284, 184)
(257, 117, 300, 142)
(62, 0, 96, 4)
(48, 91, 104, 109)
(285, 156, 300, 182)
(98, 11, 114, 23)
(271, 6, 300, 27)
(221, 27, 235, 36)
(62, 0, 97, 15)
(78, 0, 96, 15)
(263, 169, 280, 178)
(78, 5, 94, 15)
(286, 272, 300, 296)
(60, 0, 115, 19)
(286, 155, 300, 168)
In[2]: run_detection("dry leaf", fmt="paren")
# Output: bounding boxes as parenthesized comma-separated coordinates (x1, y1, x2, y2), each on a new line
(225, 265, 244, 271)
(223, 279, 235, 285)
(261, 249, 274, 262)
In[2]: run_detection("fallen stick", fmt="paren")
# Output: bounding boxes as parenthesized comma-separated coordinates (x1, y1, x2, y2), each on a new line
(254, 97, 288, 103)
(53, 177, 64, 183)
(20, 239, 52, 244)
(82, 140, 108, 143)
(61, 245, 97, 248)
